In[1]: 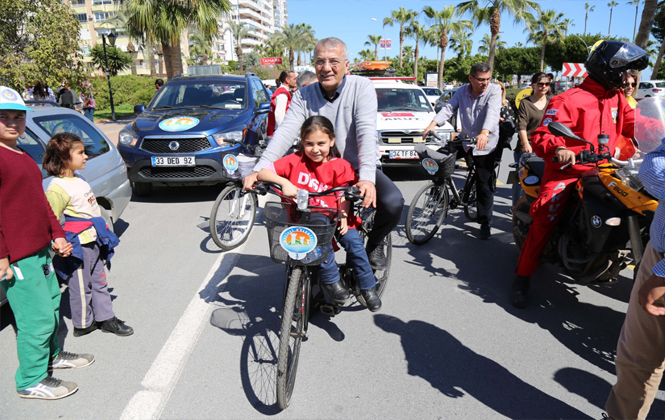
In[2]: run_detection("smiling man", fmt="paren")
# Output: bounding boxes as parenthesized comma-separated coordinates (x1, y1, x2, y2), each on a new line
(244, 37, 403, 270)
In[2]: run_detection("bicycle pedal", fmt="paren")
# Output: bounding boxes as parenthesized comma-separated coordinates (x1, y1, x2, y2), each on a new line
(319, 303, 339, 316)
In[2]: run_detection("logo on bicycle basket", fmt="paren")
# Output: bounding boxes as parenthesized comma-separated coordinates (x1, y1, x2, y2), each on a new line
(223, 154, 238, 173)
(422, 158, 439, 175)
(280, 226, 318, 260)
(158, 116, 200, 132)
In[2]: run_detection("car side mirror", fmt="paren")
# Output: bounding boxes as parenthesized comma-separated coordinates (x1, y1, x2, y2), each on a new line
(258, 102, 270, 114)
(134, 104, 146, 115)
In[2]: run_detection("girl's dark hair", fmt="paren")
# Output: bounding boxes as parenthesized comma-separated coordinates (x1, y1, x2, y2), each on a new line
(43, 132, 84, 176)
(531, 72, 551, 84)
(297, 115, 341, 158)
(33, 81, 48, 99)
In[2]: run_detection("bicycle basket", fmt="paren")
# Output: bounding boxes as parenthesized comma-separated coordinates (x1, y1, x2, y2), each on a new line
(418, 149, 457, 180)
(264, 201, 339, 266)
(224, 154, 257, 179)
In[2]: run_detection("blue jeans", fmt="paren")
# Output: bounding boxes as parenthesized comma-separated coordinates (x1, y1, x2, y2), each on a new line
(317, 229, 376, 291)
(512, 151, 525, 208)
(83, 108, 94, 122)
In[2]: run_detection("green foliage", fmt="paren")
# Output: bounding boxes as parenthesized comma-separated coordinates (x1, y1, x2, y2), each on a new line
(443, 53, 489, 82)
(494, 46, 540, 81)
(544, 33, 627, 72)
(89, 45, 134, 77)
(0, 0, 85, 90)
(90, 75, 157, 111)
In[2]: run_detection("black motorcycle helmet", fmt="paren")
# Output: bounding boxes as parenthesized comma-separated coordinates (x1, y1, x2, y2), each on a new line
(585, 40, 648, 90)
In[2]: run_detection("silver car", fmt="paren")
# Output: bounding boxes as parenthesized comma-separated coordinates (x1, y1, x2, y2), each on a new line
(1, 105, 131, 306)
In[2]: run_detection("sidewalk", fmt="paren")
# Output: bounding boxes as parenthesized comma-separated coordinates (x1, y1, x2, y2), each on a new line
(95, 116, 135, 146)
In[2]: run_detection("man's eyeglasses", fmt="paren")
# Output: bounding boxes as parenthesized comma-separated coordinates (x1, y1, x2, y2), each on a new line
(471, 75, 491, 82)
(536, 82, 550, 87)
(315, 59, 344, 69)
(623, 82, 637, 88)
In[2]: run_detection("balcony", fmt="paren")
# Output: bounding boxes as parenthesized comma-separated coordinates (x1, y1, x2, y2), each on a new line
(238, 7, 263, 22)
(237, 0, 261, 12)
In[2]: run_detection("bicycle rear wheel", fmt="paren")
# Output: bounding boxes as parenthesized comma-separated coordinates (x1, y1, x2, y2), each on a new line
(405, 182, 449, 245)
(463, 182, 478, 222)
(276, 266, 309, 410)
(209, 184, 257, 250)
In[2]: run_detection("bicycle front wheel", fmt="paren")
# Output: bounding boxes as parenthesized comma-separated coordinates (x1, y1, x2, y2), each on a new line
(463, 182, 478, 222)
(405, 182, 449, 245)
(276, 266, 309, 410)
(209, 184, 258, 250)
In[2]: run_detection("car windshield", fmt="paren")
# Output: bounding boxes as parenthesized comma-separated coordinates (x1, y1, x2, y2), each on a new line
(150, 81, 248, 110)
(422, 88, 442, 96)
(376, 88, 432, 112)
(656, 82, 665, 88)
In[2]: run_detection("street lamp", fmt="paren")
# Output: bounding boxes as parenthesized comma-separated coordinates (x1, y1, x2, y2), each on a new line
(101, 32, 117, 121)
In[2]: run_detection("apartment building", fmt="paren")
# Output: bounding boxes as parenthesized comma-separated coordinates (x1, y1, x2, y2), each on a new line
(214, 0, 288, 63)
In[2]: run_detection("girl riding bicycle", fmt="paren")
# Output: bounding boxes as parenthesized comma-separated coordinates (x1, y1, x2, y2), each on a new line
(257, 115, 381, 312)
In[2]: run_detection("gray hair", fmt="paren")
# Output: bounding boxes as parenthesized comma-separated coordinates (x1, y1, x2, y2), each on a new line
(314, 37, 348, 61)
(296, 71, 318, 89)
(470, 62, 491, 76)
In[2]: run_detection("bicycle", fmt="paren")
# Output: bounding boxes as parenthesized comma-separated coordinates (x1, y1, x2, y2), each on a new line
(255, 181, 392, 410)
(405, 131, 499, 245)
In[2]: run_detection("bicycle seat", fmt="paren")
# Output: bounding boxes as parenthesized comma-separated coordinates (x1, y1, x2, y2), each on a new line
(414, 144, 450, 162)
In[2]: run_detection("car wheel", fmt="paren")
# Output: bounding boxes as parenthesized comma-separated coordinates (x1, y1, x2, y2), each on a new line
(100, 207, 115, 233)
(132, 181, 153, 197)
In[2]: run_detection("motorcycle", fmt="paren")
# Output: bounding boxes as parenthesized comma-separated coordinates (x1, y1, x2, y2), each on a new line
(510, 98, 665, 284)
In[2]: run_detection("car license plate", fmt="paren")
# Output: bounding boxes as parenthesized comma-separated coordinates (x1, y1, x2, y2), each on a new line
(388, 150, 418, 159)
(151, 156, 196, 167)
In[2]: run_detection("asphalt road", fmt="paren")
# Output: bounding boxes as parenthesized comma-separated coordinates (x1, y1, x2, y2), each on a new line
(1, 147, 664, 419)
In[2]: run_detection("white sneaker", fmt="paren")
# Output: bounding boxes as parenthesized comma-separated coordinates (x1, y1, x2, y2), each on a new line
(17, 377, 78, 400)
(49, 351, 95, 370)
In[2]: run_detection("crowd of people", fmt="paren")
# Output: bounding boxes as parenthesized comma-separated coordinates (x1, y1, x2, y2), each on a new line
(21, 80, 97, 122)
(3, 35, 665, 419)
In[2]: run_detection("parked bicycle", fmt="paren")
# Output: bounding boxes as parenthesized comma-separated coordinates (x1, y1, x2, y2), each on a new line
(405, 131, 499, 245)
(254, 181, 391, 409)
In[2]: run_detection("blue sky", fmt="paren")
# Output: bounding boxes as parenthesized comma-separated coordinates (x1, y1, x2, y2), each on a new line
(288, 0, 657, 79)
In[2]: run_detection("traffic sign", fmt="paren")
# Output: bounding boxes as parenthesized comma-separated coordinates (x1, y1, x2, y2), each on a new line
(562, 63, 587, 78)
(260, 57, 283, 66)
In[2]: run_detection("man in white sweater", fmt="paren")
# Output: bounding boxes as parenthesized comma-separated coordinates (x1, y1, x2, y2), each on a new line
(244, 37, 403, 268)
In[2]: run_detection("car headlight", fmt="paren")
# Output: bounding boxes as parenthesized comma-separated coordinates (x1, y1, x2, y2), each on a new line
(434, 130, 451, 143)
(118, 130, 138, 147)
(212, 130, 244, 147)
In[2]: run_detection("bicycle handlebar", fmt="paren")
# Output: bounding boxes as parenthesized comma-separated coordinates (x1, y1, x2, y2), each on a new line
(424, 130, 477, 145)
(253, 181, 363, 201)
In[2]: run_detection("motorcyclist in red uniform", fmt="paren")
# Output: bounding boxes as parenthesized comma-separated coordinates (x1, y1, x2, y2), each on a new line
(511, 40, 649, 308)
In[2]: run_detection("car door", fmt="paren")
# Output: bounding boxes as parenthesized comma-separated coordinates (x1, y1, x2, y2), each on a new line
(638, 82, 652, 99)
(250, 78, 270, 142)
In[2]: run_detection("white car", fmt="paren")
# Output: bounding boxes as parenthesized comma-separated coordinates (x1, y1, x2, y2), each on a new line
(635, 80, 665, 99)
(372, 80, 455, 167)
(420, 86, 442, 107)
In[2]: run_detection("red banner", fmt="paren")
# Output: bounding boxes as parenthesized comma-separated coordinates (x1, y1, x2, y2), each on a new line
(260, 57, 283, 66)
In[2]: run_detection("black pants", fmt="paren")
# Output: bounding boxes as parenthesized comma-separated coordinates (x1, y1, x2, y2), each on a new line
(368, 169, 404, 247)
(470, 151, 499, 226)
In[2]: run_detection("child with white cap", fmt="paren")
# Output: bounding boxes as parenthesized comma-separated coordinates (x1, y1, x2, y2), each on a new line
(0, 86, 95, 400)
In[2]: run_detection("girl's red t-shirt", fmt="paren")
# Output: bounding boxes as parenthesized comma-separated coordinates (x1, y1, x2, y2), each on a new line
(269, 152, 361, 228)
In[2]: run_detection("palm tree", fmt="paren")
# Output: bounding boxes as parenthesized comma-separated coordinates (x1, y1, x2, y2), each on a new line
(89, 45, 133, 76)
(608, 1, 619, 36)
(189, 29, 213, 65)
(456, 0, 540, 71)
(106, 7, 153, 76)
(404, 21, 432, 80)
(635, 0, 661, 49)
(228, 21, 252, 71)
(562, 18, 574, 36)
(584, 3, 595, 35)
(527, 9, 567, 71)
(297, 24, 317, 65)
(423, 5, 473, 90)
(449, 26, 473, 59)
(383, 7, 418, 67)
(478, 33, 505, 54)
(358, 49, 375, 61)
(651, 1, 665, 77)
(276, 23, 307, 70)
(364, 34, 382, 61)
(257, 32, 285, 58)
(627, 0, 643, 41)
(402, 45, 414, 62)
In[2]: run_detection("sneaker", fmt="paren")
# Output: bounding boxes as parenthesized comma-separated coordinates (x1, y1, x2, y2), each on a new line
(100, 317, 134, 337)
(367, 240, 388, 270)
(360, 288, 382, 312)
(479, 223, 491, 240)
(49, 351, 95, 370)
(17, 377, 78, 400)
(73, 323, 98, 337)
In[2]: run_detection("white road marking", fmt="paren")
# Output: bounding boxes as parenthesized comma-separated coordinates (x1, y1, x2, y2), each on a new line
(120, 244, 245, 420)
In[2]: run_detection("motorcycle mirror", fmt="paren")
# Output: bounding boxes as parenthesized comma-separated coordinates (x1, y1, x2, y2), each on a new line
(598, 134, 609, 145)
(548, 121, 593, 146)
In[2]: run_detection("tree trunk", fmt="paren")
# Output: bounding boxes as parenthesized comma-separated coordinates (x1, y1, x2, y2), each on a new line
(652, 39, 665, 80)
(399, 25, 404, 68)
(238, 45, 244, 72)
(437, 30, 449, 91)
(127, 41, 137, 76)
(162, 43, 173, 79)
(584, 13, 588, 35)
(540, 35, 547, 72)
(633, 2, 639, 42)
(413, 42, 419, 82)
(288, 48, 294, 70)
(635, 0, 658, 48)
(297, 51, 302, 66)
(608, 8, 613, 37)
(146, 37, 156, 78)
(488, 7, 501, 71)
(172, 42, 184, 76)
(374, 45, 378, 61)
(157, 45, 164, 78)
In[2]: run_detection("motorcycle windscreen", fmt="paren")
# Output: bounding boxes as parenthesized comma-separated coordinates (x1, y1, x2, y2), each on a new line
(634, 97, 665, 154)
